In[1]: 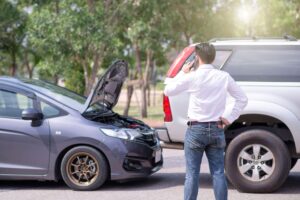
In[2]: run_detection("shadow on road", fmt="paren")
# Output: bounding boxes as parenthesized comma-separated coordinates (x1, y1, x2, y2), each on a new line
(1, 172, 300, 194)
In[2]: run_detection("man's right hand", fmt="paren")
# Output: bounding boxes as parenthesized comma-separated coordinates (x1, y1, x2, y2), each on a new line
(182, 60, 195, 73)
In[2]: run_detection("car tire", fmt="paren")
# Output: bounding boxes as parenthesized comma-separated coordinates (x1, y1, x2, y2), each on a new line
(225, 129, 291, 193)
(61, 146, 108, 191)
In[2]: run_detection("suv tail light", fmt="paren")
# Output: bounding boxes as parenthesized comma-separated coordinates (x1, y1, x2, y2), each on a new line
(166, 46, 195, 78)
(163, 95, 173, 122)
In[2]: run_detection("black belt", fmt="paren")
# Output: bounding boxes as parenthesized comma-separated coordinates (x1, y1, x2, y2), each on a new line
(187, 121, 221, 126)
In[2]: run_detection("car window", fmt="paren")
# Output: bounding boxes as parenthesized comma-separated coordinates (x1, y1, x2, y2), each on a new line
(0, 93, 4, 108)
(181, 50, 232, 70)
(17, 93, 33, 109)
(40, 101, 60, 118)
(214, 51, 232, 69)
(0, 90, 34, 119)
(223, 47, 300, 82)
(21, 79, 86, 112)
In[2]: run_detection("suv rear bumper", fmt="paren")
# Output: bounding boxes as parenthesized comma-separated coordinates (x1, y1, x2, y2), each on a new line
(155, 127, 171, 142)
(155, 127, 183, 149)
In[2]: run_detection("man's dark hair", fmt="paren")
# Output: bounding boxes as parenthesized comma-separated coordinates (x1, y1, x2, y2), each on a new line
(195, 43, 216, 64)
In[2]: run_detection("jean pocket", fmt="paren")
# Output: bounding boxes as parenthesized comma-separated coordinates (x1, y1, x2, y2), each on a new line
(185, 132, 206, 150)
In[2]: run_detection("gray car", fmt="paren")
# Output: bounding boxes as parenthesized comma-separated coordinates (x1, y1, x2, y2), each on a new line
(0, 60, 162, 191)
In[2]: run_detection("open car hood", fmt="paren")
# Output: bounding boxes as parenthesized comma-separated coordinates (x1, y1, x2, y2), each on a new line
(80, 60, 128, 114)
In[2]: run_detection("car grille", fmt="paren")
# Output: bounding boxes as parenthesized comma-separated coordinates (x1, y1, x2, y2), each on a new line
(135, 131, 158, 147)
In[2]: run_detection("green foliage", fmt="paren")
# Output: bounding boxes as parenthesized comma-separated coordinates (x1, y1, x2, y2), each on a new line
(0, 0, 27, 75)
(64, 64, 85, 95)
(1, 0, 300, 96)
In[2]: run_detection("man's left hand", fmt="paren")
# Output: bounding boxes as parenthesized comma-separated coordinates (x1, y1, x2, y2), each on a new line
(218, 117, 231, 129)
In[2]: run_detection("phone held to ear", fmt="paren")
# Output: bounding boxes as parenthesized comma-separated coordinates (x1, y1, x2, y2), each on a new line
(182, 58, 198, 73)
(191, 58, 199, 71)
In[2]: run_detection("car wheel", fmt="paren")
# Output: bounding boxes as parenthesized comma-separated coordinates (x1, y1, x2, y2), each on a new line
(225, 129, 291, 193)
(61, 146, 108, 191)
(291, 158, 298, 170)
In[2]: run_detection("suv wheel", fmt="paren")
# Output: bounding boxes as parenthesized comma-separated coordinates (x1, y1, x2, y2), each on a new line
(61, 146, 108, 191)
(225, 129, 291, 193)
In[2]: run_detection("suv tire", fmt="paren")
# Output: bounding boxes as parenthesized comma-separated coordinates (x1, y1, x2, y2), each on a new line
(225, 129, 290, 193)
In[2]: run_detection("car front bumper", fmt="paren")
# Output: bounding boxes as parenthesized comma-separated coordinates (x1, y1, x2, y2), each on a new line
(108, 137, 163, 181)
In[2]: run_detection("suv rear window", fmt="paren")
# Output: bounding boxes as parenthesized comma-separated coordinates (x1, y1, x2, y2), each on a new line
(182, 50, 232, 70)
(223, 46, 300, 82)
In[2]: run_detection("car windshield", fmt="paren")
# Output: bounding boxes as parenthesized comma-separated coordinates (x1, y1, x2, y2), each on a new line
(21, 79, 86, 111)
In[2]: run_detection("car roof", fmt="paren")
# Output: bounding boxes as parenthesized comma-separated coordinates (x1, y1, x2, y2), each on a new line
(0, 76, 52, 99)
(191, 36, 300, 46)
(212, 40, 300, 46)
(0, 76, 23, 84)
(0, 76, 29, 90)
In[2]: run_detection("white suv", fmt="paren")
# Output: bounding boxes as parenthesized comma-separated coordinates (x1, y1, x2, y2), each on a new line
(157, 36, 300, 193)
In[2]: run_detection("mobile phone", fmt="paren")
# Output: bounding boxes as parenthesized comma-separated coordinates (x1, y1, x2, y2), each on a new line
(190, 58, 199, 71)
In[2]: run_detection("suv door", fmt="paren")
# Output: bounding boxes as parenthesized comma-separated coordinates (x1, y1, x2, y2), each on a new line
(0, 86, 50, 176)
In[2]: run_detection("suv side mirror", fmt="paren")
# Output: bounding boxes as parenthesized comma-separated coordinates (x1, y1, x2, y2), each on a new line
(22, 108, 43, 121)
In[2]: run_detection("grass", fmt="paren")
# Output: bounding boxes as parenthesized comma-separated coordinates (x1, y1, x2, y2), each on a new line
(113, 87, 164, 121)
(113, 104, 164, 121)
(156, 81, 165, 91)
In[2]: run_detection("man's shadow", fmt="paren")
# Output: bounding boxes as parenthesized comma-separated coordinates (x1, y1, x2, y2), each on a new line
(101, 172, 300, 194)
(1, 172, 300, 194)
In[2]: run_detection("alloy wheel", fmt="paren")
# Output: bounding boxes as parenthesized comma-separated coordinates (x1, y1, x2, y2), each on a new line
(237, 144, 275, 182)
(66, 152, 100, 186)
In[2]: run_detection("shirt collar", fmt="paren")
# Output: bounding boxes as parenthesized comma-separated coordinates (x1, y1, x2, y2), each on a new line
(198, 64, 214, 69)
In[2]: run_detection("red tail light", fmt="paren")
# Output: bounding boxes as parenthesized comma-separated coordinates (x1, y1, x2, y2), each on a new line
(163, 95, 173, 122)
(167, 46, 195, 78)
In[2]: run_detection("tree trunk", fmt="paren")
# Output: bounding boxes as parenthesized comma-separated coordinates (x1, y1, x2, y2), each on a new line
(147, 85, 151, 107)
(82, 50, 103, 96)
(53, 74, 59, 84)
(140, 49, 153, 118)
(133, 42, 147, 117)
(81, 58, 90, 96)
(145, 49, 153, 107)
(124, 72, 135, 116)
(87, 0, 95, 13)
(133, 42, 142, 78)
(55, 0, 60, 14)
(152, 62, 157, 106)
(10, 51, 17, 76)
(124, 85, 133, 116)
(24, 50, 34, 79)
(140, 85, 147, 118)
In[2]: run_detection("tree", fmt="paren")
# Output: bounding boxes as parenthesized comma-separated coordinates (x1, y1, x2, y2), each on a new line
(122, 0, 171, 118)
(0, 0, 27, 76)
(28, 0, 128, 95)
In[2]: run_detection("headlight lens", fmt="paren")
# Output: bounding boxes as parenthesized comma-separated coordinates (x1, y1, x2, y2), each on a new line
(101, 128, 142, 140)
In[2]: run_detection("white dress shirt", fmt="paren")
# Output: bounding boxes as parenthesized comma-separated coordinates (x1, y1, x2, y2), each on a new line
(164, 64, 248, 124)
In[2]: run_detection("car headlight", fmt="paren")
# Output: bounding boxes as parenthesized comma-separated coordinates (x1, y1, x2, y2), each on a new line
(101, 128, 142, 140)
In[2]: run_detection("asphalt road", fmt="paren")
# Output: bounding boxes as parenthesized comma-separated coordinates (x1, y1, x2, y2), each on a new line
(1, 149, 300, 200)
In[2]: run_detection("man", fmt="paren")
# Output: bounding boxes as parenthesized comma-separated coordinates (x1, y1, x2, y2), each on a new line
(164, 43, 248, 200)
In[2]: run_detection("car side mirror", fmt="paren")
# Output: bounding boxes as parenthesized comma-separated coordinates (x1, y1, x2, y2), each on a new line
(22, 108, 43, 121)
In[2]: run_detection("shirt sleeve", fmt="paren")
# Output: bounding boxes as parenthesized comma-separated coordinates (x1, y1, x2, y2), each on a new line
(164, 71, 193, 96)
(223, 75, 248, 123)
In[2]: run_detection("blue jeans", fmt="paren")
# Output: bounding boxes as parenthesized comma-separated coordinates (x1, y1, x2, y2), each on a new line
(184, 123, 228, 200)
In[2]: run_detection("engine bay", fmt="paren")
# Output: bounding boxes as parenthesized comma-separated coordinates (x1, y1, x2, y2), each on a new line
(82, 105, 151, 132)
